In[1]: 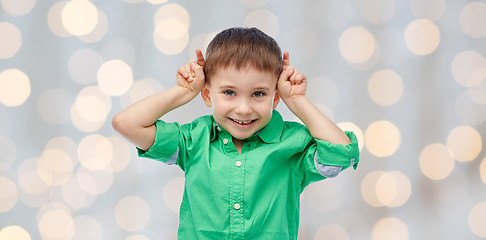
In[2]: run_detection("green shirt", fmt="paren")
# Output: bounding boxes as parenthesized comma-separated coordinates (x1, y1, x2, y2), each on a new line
(138, 110, 359, 240)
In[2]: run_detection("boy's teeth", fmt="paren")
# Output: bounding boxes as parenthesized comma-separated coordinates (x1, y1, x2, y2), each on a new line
(234, 119, 252, 124)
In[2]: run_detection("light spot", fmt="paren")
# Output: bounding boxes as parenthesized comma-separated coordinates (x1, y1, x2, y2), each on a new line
(0, 22, 22, 59)
(153, 19, 189, 55)
(0, 176, 17, 212)
(460, 2, 486, 38)
(0, 69, 31, 107)
(1, 0, 37, 16)
(38, 148, 74, 186)
(107, 136, 131, 173)
(77, 134, 113, 171)
(72, 215, 102, 240)
(153, 3, 190, 27)
(146, 0, 167, 4)
(339, 26, 376, 64)
(368, 69, 403, 106)
(364, 120, 401, 157)
(480, 157, 486, 184)
(78, 8, 108, 43)
(38, 209, 75, 239)
(337, 121, 364, 151)
(315, 0, 353, 29)
(361, 171, 386, 207)
(313, 224, 349, 240)
(419, 143, 455, 180)
(410, 0, 446, 21)
(451, 51, 486, 87)
(18, 171, 49, 195)
(37, 88, 73, 125)
(467, 68, 486, 105)
(61, 0, 98, 36)
(359, 0, 395, 24)
(115, 196, 151, 231)
(447, 125, 482, 162)
(120, 78, 164, 109)
(76, 166, 114, 195)
(243, 9, 279, 38)
(375, 171, 411, 207)
(0, 136, 16, 171)
(404, 19, 440, 55)
(163, 177, 185, 214)
(469, 202, 486, 238)
(47, 1, 71, 37)
(372, 217, 408, 240)
(0, 225, 31, 240)
(126, 234, 150, 240)
(71, 86, 111, 132)
(97, 60, 133, 96)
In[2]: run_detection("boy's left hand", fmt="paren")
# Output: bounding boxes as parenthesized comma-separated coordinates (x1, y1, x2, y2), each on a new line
(277, 52, 307, 102)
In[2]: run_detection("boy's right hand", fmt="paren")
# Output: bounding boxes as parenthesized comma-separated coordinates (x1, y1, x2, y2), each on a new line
(176, 49, 206, 94)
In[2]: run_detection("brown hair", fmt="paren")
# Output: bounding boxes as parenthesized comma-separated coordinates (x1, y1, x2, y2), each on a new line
(204, 27, 283, 84)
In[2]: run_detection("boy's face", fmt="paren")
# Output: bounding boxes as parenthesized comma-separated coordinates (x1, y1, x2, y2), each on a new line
(201, 65, 280, 141)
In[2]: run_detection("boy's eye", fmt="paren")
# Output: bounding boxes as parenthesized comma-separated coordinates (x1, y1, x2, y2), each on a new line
(223, 90, 235, 96)
(253, 91, 265, 97)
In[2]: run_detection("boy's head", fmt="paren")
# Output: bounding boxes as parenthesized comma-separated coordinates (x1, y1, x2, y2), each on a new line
(200, 27, 283, 142)
(204, 27, 283, 85)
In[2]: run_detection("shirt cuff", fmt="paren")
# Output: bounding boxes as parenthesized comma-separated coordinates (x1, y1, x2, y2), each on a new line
(315, 131, 360, 170)
(137, 120, 180, 163)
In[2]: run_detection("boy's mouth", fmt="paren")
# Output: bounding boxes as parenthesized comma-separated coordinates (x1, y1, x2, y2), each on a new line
(229, 118, 256, 126)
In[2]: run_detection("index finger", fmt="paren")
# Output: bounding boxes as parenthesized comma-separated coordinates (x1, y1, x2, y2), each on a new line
(282, 51, 290, 68)
(196, 49, 205, 67)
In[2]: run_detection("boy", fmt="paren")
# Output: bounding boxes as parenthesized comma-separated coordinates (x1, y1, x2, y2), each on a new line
(112, 27, 359, 239)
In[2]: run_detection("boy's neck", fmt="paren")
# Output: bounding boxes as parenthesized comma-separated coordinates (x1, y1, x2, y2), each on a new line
(233, 138, 244, 154)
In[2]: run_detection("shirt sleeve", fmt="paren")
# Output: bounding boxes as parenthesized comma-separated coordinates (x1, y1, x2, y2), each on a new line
(136, 120, 183, 166)
(299, 131, 360, 187)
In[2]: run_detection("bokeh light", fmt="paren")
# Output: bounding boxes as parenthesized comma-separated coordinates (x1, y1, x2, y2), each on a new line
(337, 121, 364, 151)
(78, 8, 108, 43)
(0, 136, 16, 171)
(446, 125, 482, 162)
(0, 22, 22, 59)
(1, 0, 37, 16)
(451, 51, 486, 88)
(314, 224, 349, 240)
(367, 69, 403, 106)
(97, 60, 134, 96)
(404, 19, 440, 56)
(77, 134, 113, 171)
(37, 208, 75, 239)
(0, 176, 18, 212)
(371, 217, 408, 240)
(47, 1, 71, 37)
(460, 2, 486, 39)
(469, 202, 486, 238)
(0, 69, 31, 107)
(61, 0, 98, 36)
(115, 196, 151, 232)
(364, 120, 401, 158)
(72, 215, 102, 240)
(480, 157, 486, 184)
(419, 143, 455, 180)
(153, 4, 190, 55)
(375, 171, 411, 207)
(0, 225, 31, 240)
(243, 9, 279, 38)
(339, 26, 376, 64)
(71, 85, 112, 132)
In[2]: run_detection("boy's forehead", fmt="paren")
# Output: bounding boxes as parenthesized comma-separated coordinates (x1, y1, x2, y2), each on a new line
(211, 65, 278, 85)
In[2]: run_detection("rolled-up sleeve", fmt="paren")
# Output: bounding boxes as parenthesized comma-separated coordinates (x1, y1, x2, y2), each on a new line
(315, 131, 360, 171)
(137, 120, 181, 164)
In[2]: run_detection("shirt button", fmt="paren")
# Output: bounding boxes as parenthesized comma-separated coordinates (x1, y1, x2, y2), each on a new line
(235, 161, 242, 167)
(223, 139, 229, 144)
(234, 203, 241, 210)
(217, 126, 221, 131)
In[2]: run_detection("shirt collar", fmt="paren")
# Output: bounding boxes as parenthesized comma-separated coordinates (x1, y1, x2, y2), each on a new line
(210, 110, 284, 143)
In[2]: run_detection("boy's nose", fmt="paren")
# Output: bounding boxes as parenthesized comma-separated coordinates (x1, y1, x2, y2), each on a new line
(235, 98, 253, 115)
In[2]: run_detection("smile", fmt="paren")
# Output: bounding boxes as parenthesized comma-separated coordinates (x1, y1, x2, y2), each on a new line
(229, 118, 256, 125)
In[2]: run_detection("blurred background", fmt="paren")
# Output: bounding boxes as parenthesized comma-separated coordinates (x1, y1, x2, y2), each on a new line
(1, 0, 486, 239)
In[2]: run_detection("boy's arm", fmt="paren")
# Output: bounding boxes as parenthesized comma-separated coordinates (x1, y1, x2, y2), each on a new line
(277, 52, 350, 145)
(112, 50, 206, 151)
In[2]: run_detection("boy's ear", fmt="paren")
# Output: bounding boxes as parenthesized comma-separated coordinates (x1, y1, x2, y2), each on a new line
(201, 86, 212, 107)
(272, 92, 280, 110)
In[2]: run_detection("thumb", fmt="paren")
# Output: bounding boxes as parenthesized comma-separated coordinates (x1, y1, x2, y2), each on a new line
(278, 67, 294, 84)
